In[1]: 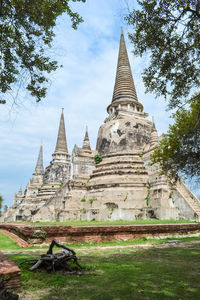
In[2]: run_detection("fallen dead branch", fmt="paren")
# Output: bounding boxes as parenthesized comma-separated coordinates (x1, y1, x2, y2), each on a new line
(21, 239, 82, 274)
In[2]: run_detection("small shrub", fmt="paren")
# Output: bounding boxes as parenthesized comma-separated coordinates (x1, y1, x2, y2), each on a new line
(169, 192, 175, 204)
(145, 182, 151, 207)
(124, 192, 128, 201)
(147, 185, 151, 191)
(94, 154, 102, 164)
(89, 198, 97, 206)
(59, 182, 63, 187)
(81, 198, 86, 202)
(5, 274, 11, 281)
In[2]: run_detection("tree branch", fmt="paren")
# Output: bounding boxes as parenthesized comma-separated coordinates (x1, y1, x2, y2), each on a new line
(186, 6, 200, 18)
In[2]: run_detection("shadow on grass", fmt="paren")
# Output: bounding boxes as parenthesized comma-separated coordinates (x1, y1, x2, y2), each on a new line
(8, 244, 200, 300)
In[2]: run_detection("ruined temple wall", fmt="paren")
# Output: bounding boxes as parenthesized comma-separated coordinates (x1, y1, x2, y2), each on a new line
(142, 149, 200, 221)
(72, 155, 96, 180)
(44, 160, 71, 183)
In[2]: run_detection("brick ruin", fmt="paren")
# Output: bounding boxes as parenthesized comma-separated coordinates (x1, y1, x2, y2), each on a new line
(1, 223, 200, 245)
(0, 251, 20, 290)
(3, 29, 200, 222)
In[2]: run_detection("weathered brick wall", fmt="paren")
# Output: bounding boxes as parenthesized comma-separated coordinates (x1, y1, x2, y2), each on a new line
(44, 223, 200, 243)
(0, 224, 35, 242)
(0, 223, 200, 244)
(0, 223, 200, 245)
(0, 251, 20, 289)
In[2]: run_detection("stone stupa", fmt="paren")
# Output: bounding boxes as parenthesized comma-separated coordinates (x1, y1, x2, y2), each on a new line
(4, 29, 200, 222)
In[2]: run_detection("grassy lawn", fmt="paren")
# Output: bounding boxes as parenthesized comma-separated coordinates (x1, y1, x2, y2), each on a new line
(0, 232, 22, 250)
(8, 243, 200, 300)
(2, 232, 200, 299)
(5, 218, 197, 226)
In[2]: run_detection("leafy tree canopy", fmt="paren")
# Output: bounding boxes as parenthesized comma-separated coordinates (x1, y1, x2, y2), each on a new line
(0, 0, 85, 104)
(126, 0, 200, 180)
(126, 0, 200, 109)
(151, 93, 200, 181)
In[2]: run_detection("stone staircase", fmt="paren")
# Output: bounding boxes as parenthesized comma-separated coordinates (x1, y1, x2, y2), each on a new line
(36, 182, 62, 201)
(176, 180, 200, 221)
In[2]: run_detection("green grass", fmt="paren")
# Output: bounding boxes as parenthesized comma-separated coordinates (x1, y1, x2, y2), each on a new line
(1, 230, 200, 252)
(2, 231, 200, 299)
(5, 218, 196, 226)
(8, 243, 200, 300)
(0, 232, 21, 250)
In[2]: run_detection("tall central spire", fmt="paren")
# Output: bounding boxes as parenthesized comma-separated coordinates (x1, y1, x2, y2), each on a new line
(112, 28, 138, 104)
(54, 108, 69, 154)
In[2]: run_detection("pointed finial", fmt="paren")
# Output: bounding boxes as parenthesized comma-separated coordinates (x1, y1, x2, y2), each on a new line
(111, 29, 139, 104)
(82, 126, 91, 150)
(34, 145, 44, 175)
(62, 107, 64, 113)
(18, 185, 23, 195)
(54, 110, 69, 154)
(85, 125, 89, 138)
(152, 116, 156, 129)
(121, 27, 123, 35)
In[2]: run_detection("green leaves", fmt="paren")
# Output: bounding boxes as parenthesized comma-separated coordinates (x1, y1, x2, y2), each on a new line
(126, 0, 200, 179)
(94, 154, 103, 164)
(126, 0, 200, 109)
(0, 0, 85, 104)
(151, 93, 200, 180)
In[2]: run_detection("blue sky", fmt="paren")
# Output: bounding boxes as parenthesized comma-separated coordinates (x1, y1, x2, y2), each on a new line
(0, 0, 198, 208)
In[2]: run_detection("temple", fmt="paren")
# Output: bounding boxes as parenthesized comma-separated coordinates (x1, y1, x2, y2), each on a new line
(4, 30, 200, 222)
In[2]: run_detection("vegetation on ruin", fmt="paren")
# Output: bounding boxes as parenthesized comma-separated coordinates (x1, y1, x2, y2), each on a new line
(6, 240, 200, 299)
(9, 218, 196, 226)
(144, 182, 151, 207)
(124, 192, 128, 202)
(80, 197, 86, 202)
(94, 154, 102, 164)
(126, 0, 200, 180)
(88, 198, 97, 206)
(0, 0, 86, 105)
